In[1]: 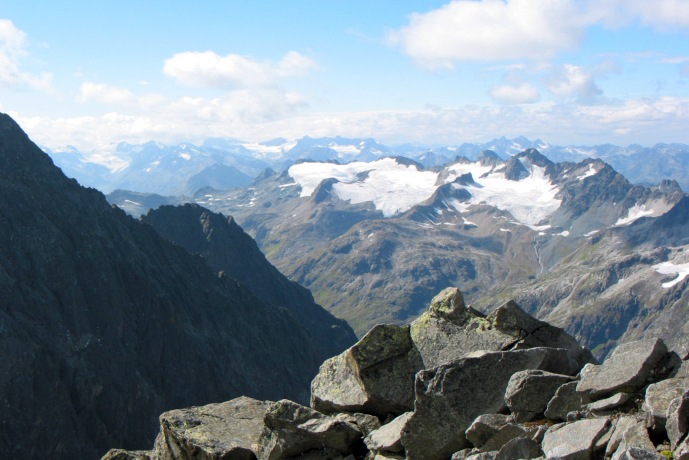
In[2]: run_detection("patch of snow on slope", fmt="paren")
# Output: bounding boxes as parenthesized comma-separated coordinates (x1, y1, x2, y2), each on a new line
(447, 163, 560, 227)
(615, 200, 673, 226)
(329, 143, 361, 157)
(654, 261, 689, 288)
(288, 158, 438, 217)
(577, 163, 599, 180)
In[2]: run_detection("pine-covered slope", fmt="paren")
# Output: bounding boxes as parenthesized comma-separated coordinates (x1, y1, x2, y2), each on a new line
(0, 113, 351, 459)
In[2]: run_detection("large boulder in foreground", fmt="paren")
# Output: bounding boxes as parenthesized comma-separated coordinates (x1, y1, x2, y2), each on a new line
(154, 396, 269, 460)
(312, 288, 593, 421)
(310, 324, 423, 418)
(401, 347, 575, 460)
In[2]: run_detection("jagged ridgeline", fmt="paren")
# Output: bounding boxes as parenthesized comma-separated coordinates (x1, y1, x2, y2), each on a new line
(104, 288, 689, 460)
(0, 113, 356, 459)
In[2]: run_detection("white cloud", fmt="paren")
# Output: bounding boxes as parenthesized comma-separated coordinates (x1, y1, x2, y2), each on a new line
(0, 19, 53, 91)
(490, 83, 540, 104)
(588, 0, 689, 30)
(163, 50, 317, 89)
(544, 64, 602, 102)
(389, 0, 586, 68)
(78, 82, 165, 108)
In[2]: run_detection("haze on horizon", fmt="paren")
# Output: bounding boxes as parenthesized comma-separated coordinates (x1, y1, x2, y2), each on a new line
(1, 0, 689, 151)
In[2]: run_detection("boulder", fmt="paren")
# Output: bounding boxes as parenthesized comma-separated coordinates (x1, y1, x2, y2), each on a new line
(465, 414, 526, 451)
(541, 417, 612, 460)
(257, 399, 364, 460)
(584, 392, 632, 413)
(494, 437, 543, 460)
(611, 447, 666, 460)
(605, 416, 654, 458)
(154, 396, 270, 460)
(545, 381, 585, 422)
(100, 450, 154, 460)
(334, 412, 381, 438)
(401, 347, 574, 460)
(666, 390, 689, 450)
(364, 412, 412, 454)
(577, 338, 668, 399)
(410, 289, 592, 373)
(643, 376, 689, 434)
(311, 324, 422, 418)
(504, 370, 574, 422)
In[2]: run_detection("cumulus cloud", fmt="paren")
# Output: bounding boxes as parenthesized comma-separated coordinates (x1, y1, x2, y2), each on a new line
(78, 82, 165, 108)
(163, 50, 318, 89)
(490, 83, 540, 104)
(389, 0, 586, 68)
(0, 19, 52, 91)
(544, 64, 602, 103)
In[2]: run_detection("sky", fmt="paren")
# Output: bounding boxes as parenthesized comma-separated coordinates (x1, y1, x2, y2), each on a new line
(1, 0, 689, 151)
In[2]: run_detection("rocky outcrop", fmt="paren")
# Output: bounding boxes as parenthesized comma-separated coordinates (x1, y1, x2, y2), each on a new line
(109, 286, 689, 459)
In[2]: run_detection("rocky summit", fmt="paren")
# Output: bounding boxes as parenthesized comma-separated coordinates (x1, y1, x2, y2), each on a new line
(103, 287, 689, 460)
(0, 113, 355, 459)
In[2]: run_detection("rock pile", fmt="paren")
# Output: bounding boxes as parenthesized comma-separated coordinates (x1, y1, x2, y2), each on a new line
(103, 288, 689, 459)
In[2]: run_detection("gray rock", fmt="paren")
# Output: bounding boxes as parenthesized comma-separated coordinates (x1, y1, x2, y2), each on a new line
(466, 453, 498, 460)
(577, 338, 668, 399)
(504, 370, 574, 422)
(401, 347, 574, 460)
(452, 448, 478, 460)
(465, 414, 527, 451)
(584, 392, 632, 413)
(410, 289, 593, 373)
(541, 417, 612, 460)
(545, 381, 585, 422)
(311, 324, 422, 417)
(666, 390, 689, 450)
(364, 412, 413, 454)
(154, 396, 270, 460)
(257, 399, 364, 460)
(334, 412, 381, 438)
(643, 376, 689, 434)
(494, 437, 543, 460)
(675, 436, 689, 460)
(369, 454, 405, 460)
(605, 416, 654, 457)
(100, 450, 155, 460)
(611, 447, 666, 460)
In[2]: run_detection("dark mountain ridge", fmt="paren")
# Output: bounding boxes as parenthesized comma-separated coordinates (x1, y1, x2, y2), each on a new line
(0, 113, 353, 458)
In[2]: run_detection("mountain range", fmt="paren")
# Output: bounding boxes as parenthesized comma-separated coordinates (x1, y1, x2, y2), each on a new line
(46, 135, 689, 195)
(0, 114, 355, 459)
(148, 149, 689, 363)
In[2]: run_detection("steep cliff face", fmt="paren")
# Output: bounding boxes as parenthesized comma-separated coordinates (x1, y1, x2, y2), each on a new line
(141, 203, 356, 361)
(0, 113, 346, 458)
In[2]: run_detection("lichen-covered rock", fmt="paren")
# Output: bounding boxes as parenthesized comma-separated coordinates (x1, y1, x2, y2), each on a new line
(154, 396, 270, 460)
(541, 417, 612, 460)
(311, 324, 422, 418)
(577, 338, 668, 399)
(364, 412, 412, 454)
(410, 290, 592, 373)
(100, 450, 155, 460)
(401, 347, 573, 460)
(545, 381, 585, 422)
(333, 412, 381, 438)
(257, 399, 364, 460)
(643, 376, 689, 435)
(504, 370, 574, 422)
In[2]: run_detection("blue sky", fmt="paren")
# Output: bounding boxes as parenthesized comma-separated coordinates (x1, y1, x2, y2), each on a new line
(1, 0, 689, 151)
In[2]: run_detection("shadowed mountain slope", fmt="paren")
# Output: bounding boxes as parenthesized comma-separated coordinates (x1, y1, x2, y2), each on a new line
(0, 113, 350, 458)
